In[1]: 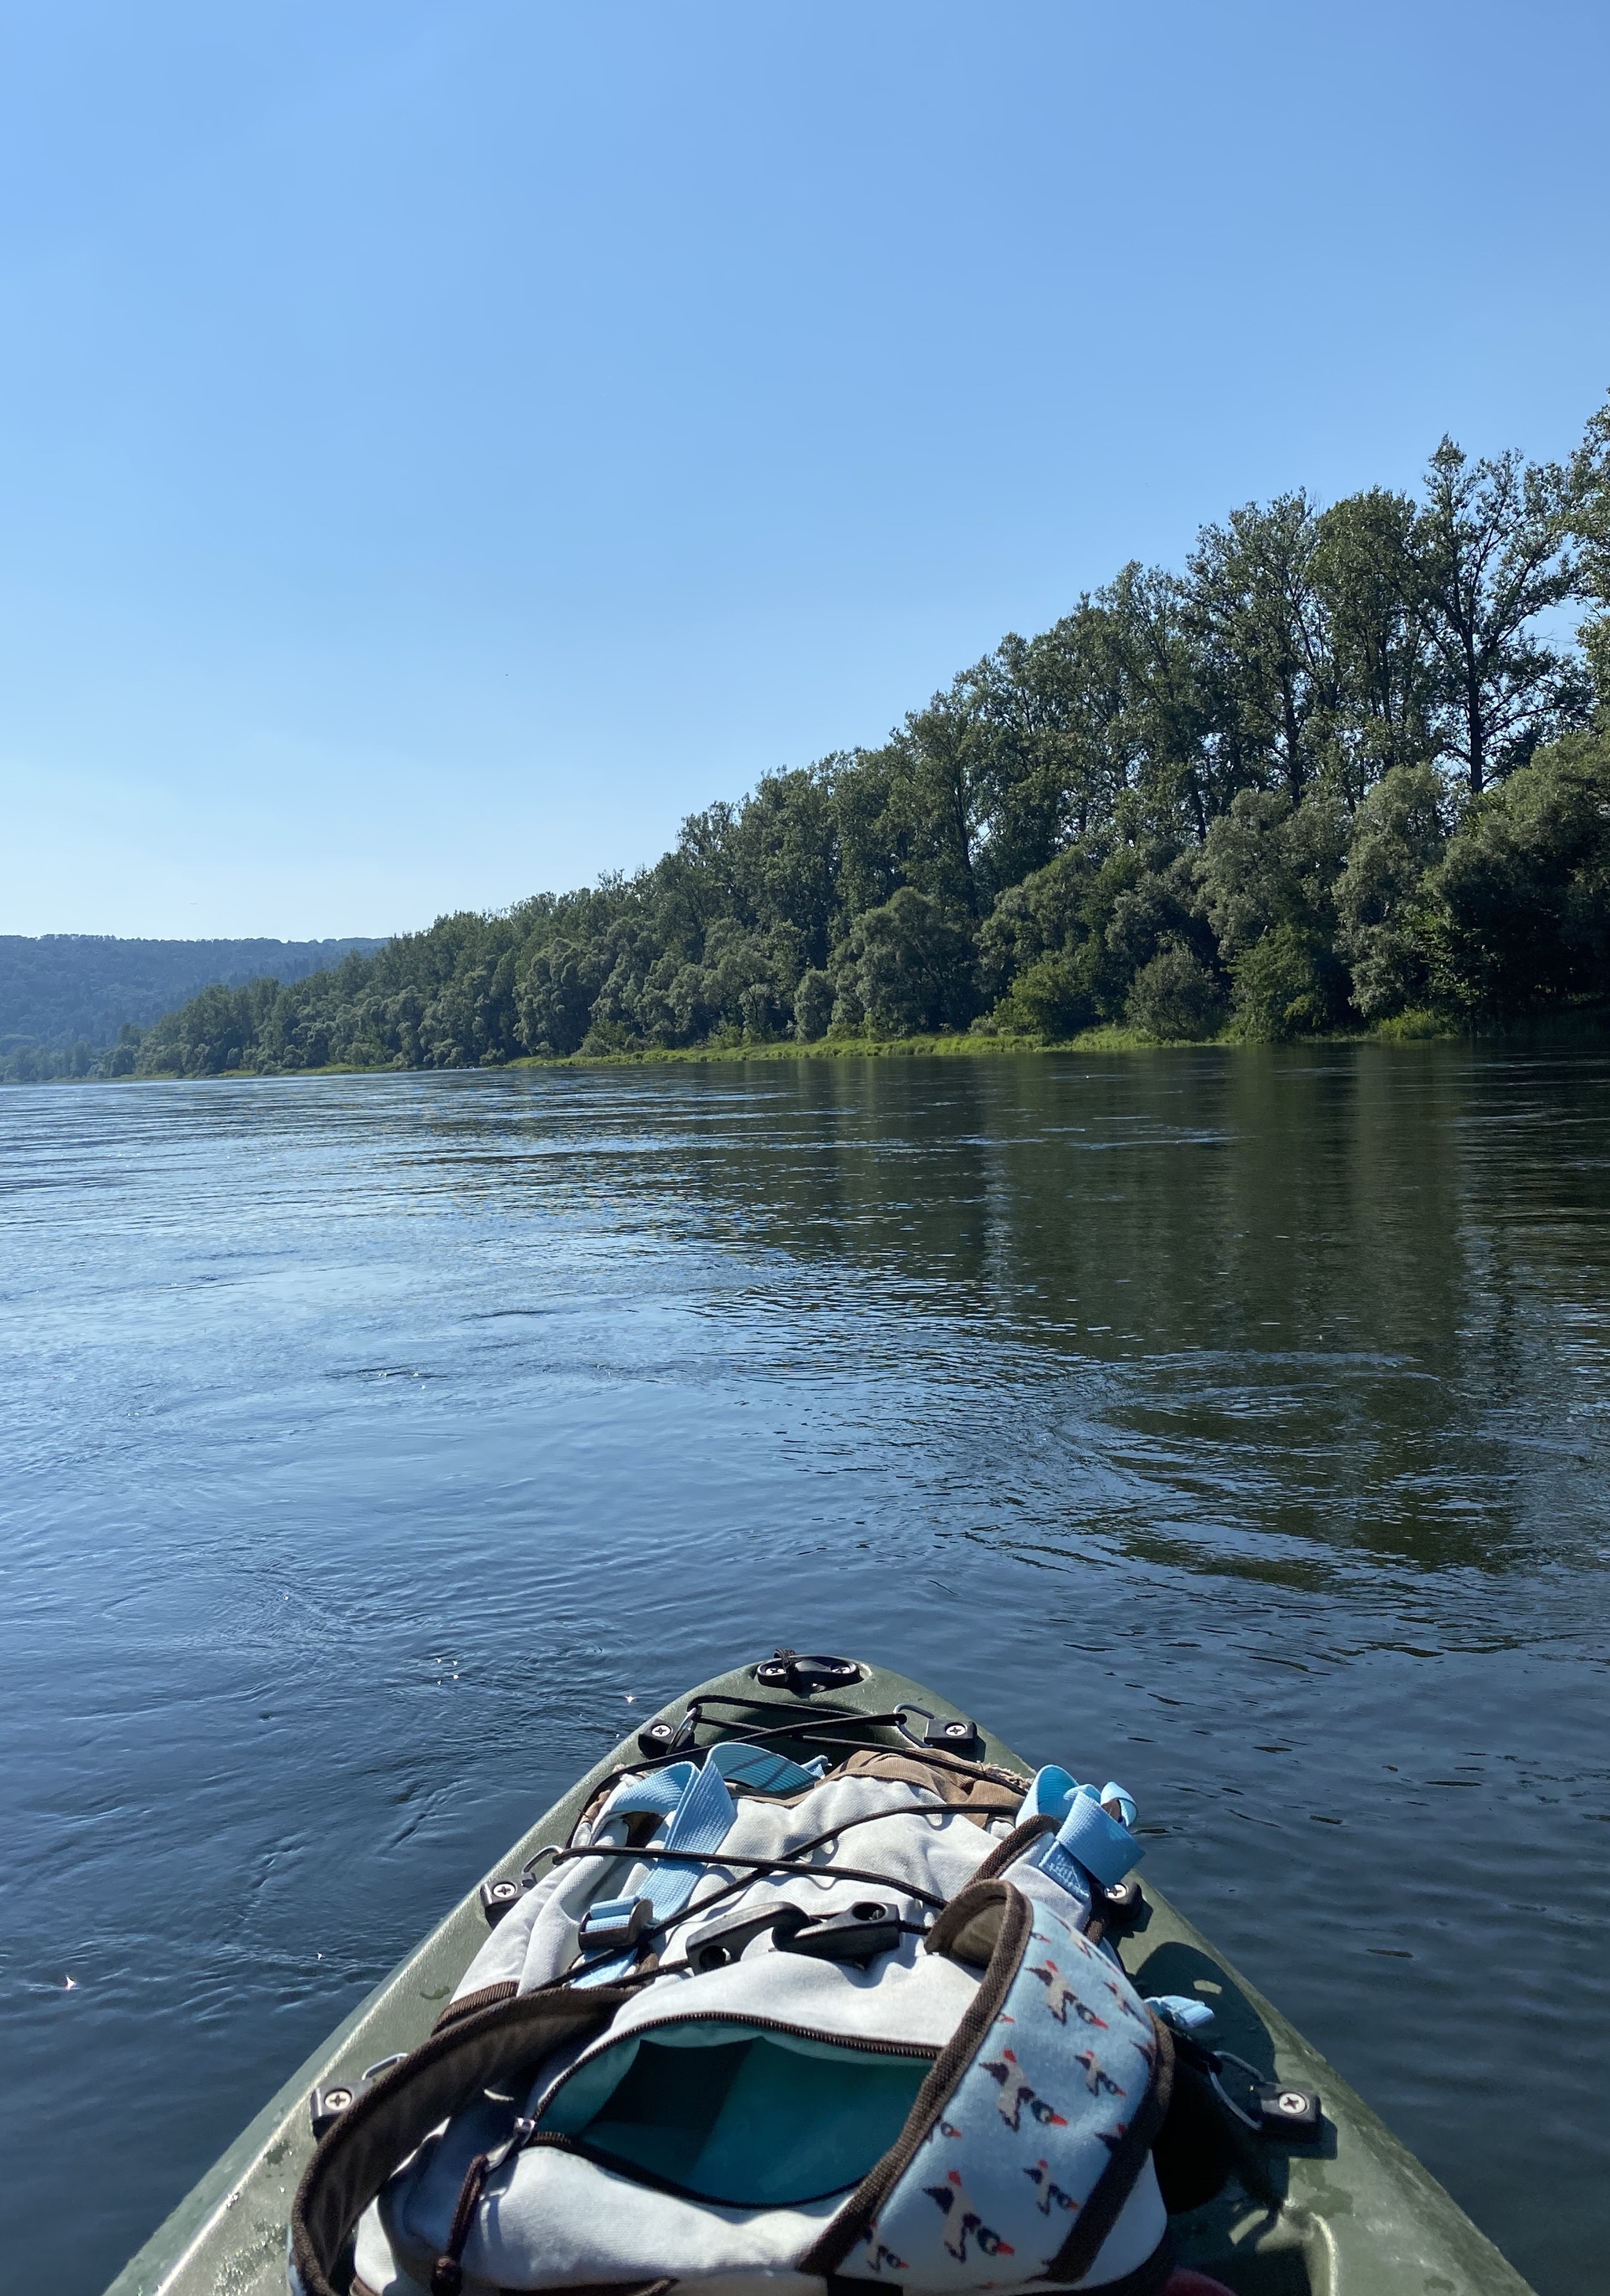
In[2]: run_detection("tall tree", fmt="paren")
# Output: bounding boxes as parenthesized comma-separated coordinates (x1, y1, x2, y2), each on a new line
(1186, 493, 1333, 807)
(1411, 439, 1588, 793)
(1101, 563, 1217, 839)
(726, 767, 841, 967)
(1311, 489, 1438, 805)
(655, 801, 748, 959)
(958, 617, 1128, 892)
(972, 602, 1138, 855)
(1568, 390, 1610, 705)
(888, 693, 985, 915)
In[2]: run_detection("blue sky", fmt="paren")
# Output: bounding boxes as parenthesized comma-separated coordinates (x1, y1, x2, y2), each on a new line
(2, 1, 1607, 939)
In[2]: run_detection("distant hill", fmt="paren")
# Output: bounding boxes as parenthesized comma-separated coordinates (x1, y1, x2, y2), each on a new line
(0, 934, 390, 1054)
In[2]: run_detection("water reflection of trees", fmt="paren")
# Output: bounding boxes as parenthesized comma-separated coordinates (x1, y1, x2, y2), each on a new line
(414, 1051, 1610, 1584)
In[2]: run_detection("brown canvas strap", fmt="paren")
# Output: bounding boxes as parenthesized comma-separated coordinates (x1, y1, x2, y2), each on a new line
(289, 1984, 636, 2296)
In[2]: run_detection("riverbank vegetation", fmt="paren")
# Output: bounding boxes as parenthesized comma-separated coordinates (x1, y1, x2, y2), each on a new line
(0, 936, 386, 1083)
(68, 399, 1610, 1079)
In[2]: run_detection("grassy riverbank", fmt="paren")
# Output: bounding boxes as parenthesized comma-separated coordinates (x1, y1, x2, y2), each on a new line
(82, 995, 1610, 1085)
(107, 1006, 1502, 1082)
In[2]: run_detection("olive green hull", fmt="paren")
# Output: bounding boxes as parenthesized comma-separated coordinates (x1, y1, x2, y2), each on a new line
(105, 1660, 1534, 2296)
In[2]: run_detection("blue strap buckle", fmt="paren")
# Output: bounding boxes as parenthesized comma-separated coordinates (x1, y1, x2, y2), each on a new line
(578, 1894, 652, 1949)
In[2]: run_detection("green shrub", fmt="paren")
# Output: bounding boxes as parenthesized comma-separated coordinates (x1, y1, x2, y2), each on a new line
(1126, 940, 1227, 1040)
(991, 949, 1092, 1039)
(1334, 765, 1447, 1017)
(1375, 1007, 1451, 1040)
(1422, 730, 1610, 1014)
(833, 888, 977, 1036)
(792, 969, 835, 1040)
(1231, 922, 1346, 1040)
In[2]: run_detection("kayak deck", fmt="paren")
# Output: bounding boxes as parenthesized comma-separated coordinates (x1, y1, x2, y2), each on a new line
(105, 1658, 1534, 2296)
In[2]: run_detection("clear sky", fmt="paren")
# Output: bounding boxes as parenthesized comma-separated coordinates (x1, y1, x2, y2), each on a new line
(2, 1, 1607, 940)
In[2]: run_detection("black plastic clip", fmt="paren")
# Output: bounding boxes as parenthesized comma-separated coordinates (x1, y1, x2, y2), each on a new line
(753, 1648, 862, 1694)
(638, 1706, 701, 1758)
(578, 1894, 653, 1950)
(895, 1703, 980, 1757)
(1206, 2049, 1324, 2143)
(308, 2054, 407, 2141)
(1100, 1876, 1146, 1927)
(685, 1902, 807, 1972)
(309, 2077, 362, 2142)
(777, 1899, 907, 1967)
(480, 1875, 527, 1926)
(1252, 2081, 1323, 2139)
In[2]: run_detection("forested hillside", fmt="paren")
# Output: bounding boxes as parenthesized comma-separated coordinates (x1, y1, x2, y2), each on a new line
(0, 936, 388, 1080)
(89, 401, 1610, 1076)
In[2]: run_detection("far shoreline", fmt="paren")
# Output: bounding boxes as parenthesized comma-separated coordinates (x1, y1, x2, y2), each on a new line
(35, 1010, 1602, 1086)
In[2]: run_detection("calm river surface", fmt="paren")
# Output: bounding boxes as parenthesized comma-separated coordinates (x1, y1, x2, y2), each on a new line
(3, 1048, 1608, 2294)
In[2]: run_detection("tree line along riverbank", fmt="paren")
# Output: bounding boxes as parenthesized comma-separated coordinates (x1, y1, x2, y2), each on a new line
(0, 936, 387, 1080)
(19, 396, 1610, 1084)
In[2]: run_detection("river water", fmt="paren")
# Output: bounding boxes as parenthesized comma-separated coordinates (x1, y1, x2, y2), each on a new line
(2, 1048, 1606, 2294)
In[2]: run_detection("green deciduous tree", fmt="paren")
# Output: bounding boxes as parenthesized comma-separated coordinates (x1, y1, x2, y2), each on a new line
(1334, 765, 1447, 1017)
(1186, 493, 1332, 808)
(1127, 942, 1227, 1040)
(1412, 439, 1590, 793)
(1568, 390, 1610, 709)
(1311, 490, 1439, 803)
(1422, 729, 1610, 1014)
(834, 889, 976, 1036)
(103, 396, 1610, 1088)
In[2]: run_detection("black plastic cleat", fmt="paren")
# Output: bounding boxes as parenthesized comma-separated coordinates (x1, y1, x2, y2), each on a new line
(685, 1903, 807, 1972)
(753, 1648, 863, 1694)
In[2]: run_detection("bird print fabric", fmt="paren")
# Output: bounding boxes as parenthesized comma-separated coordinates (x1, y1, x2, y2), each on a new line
(851, 1889, 1160, 2289)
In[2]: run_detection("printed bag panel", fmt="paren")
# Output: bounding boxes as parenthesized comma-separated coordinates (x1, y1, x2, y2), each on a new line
(850, 1897, 1161, 2289)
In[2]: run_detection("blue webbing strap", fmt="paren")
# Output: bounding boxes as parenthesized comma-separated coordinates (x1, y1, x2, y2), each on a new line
(647, 1753, 740, 1897)
(1020, 1764, 1144, 1899)
(709, 1742, 828, 1795)
(591, 1761, 696, 1830)
(572, 1741, 825, 1986)
(590, 1742, 824, 1838)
